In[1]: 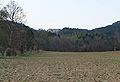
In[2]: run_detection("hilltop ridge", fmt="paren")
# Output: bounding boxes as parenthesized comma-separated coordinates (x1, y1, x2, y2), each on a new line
(0, 20, 120, 55)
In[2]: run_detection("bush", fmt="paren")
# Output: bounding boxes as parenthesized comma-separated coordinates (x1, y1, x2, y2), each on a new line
(4, 48, 17, 56)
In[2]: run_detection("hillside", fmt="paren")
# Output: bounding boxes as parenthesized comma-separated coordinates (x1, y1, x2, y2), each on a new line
(0, 20, 120, 56)
(0, 21, 34, 55)
(46, 21, 120, 52)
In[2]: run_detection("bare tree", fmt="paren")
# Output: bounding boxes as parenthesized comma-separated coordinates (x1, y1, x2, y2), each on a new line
(1, 0, 26, 56)
(0, 9, 8, 20)
(3, 0, 26, 23)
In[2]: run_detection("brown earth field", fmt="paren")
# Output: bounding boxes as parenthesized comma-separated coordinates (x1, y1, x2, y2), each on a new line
(1, 51, 120, 82)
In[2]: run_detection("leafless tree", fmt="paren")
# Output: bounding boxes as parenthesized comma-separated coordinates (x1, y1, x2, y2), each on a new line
(1, 1, 26, 56)
(3, 0, 26, 23)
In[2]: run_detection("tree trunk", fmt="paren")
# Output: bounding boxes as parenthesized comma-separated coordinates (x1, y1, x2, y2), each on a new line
(4, 22, 15, 56)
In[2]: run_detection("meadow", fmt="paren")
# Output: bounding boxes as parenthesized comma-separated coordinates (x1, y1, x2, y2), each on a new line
(0, 51, 120, 82)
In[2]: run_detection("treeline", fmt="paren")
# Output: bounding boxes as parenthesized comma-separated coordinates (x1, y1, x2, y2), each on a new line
(1, 20, 120, 56)
(33, 21, 120, 52)
(0, 0, 33, 56)
(0, 1, 120, 56)
(0, 21, 34, 55)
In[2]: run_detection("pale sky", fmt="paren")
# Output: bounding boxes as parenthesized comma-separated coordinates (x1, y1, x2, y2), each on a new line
(3, 0, 120, 30)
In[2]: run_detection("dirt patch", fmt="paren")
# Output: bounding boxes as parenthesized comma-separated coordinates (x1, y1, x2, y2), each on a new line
(0, 51, 120, 82)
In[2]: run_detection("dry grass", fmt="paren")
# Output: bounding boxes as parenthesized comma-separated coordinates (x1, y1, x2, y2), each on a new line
(1, 51, 120, 82)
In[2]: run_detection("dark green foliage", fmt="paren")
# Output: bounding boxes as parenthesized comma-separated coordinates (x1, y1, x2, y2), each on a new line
(34, 21, 120, 52)
(0, 21, 35, 55)
(1, 20, 120, 54)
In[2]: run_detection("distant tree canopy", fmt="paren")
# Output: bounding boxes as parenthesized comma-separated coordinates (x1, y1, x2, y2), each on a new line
(32, 21, 120, 52)
(0, 20, 120, 56)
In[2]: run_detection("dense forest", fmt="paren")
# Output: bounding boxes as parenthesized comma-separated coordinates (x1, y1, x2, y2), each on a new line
(33, 21, 120, 52)
(0, 1, 120, 56)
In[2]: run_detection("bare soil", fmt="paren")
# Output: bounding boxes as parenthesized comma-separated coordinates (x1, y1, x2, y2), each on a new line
(0, 51, 120, 82)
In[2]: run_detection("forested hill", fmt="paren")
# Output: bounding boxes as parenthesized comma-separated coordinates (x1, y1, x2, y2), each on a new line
(0, 21, 34, 55)
(0, 20, 120, 56)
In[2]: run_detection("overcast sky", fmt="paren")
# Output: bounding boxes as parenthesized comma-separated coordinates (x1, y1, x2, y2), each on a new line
(3, 0, 120, 30)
